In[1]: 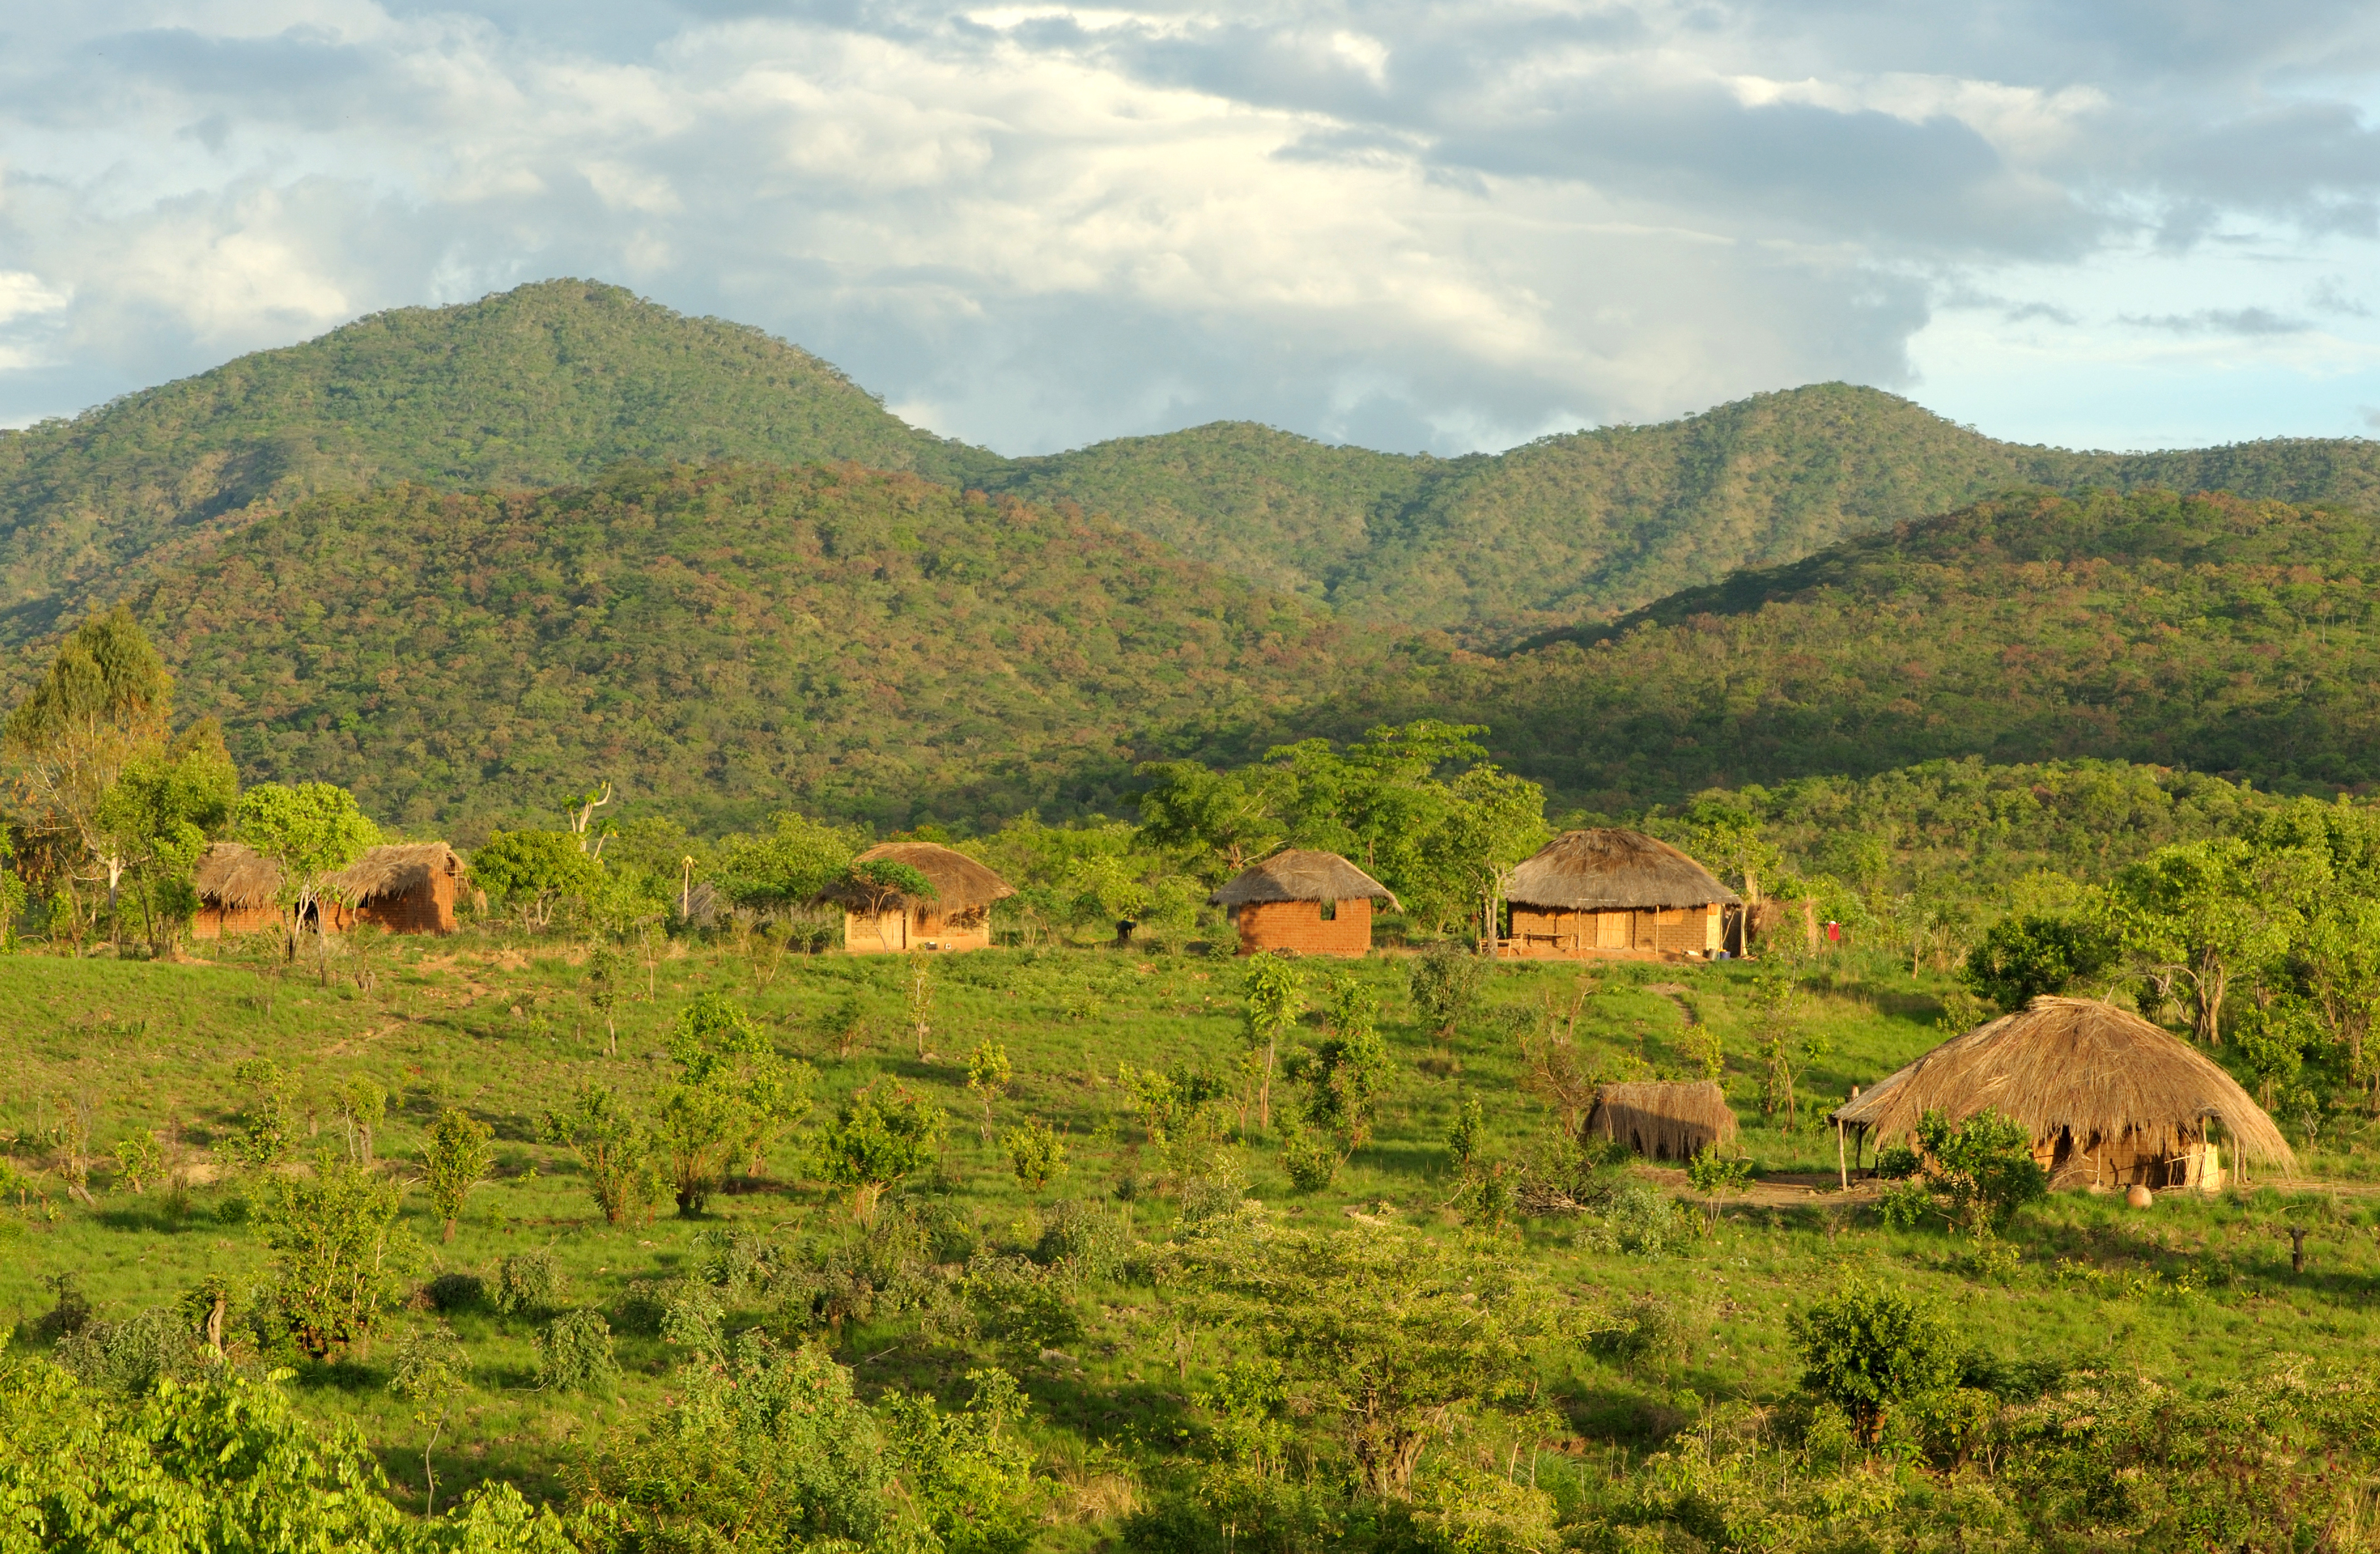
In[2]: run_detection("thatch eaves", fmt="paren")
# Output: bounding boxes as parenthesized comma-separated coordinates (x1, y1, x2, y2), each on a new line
(328, 842, 464, 905)
(1208, 849, 1401, 910)
(816, 842, 1015, 912)
(195, 842, 281, 909)
(1506, 829, 1739, 911)
(1830, 996, 2295, 1171)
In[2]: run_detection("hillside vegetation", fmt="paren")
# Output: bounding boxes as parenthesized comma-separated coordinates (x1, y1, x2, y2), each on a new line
(10, 279, 2379, 654)
(120, 464, 1365, 834)
(1314, 487, 2380, 811)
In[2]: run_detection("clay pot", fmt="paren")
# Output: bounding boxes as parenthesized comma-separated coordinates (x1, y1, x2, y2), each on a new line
(2126, 1184, 2154, 1209)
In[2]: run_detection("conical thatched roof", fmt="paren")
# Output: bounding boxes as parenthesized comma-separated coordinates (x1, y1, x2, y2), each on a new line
(1208, 849, 1401, 910)
(195, 842, 280, 908)
(1506, 829, 1739, 910)
(1831, 996, 2294, 1171)
(817, 842, 1015, 911)
(328, 842, 464, 905)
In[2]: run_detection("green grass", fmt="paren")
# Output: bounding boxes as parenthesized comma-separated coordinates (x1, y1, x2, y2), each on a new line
(4, 932, 2375, 1534)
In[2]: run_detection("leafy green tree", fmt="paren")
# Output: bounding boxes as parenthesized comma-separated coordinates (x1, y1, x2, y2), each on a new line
(1788, 1285, 1963, 1447)
(2297, 897, 2380, 1102)
(228, 1058, 297, 1169)
(1960, 912, 2118, 1012)
(654, 992, 812, 1210)
(881, 1366, 1044, 1554)
(1287, 973, 1396, 1152)
(714, 811, 862, 916)
(91, 729, 237, 956)
(2105, 840, 2320, 1045)
(422, 1109, 495, 1243)
(333, 1074, 386, 1164)
(1443, 1094, 1485, 1171)
(965, 1041, 1012, 1142)
(1134, 760, 1287, 883)
(541, 1083, 657, 1225)
(254, 1150, 420, 1357)
(1240, 952, 1306, 1131)
(235, 781, 379, 971)
(471, 829, 604, 932)
(814, 1086, 946, 1221)
(1408, 941, 1485, 1045)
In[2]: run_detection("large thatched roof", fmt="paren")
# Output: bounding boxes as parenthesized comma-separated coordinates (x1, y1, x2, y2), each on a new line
(1506, 829, 1739, 910)
(1208, 849, 1401, 910)
(328, 843, 463, 905)
(1586, 1080, 1738, 1161)
(1831, 996, 2295, 1171)
(195, 842, 280, 909)
(818, 842, 1015, 911)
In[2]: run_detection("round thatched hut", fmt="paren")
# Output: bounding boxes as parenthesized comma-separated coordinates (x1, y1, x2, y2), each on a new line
(823, 842, 1013, 954)
(1586, 1080, 1739, 1161)
(194, 842, 284, 939)
(1502, 829, 1740, 960)
(1209, 849, 1399, 957)
(1830, 996, 2294, 1192)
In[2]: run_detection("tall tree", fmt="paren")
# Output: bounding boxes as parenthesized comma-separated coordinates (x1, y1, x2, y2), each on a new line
(236, 782, 379, 969)
(91, 723, 238, 957)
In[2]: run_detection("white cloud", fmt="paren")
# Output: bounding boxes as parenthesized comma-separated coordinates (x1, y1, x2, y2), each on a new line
(0, 0, 2377, 449)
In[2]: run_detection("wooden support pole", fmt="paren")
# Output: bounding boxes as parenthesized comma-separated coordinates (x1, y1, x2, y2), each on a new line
(1837, 1120, 1848, 1190)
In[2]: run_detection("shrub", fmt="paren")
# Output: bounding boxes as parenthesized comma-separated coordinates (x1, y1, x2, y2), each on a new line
(1788, 1285, 1962, 1447)
(1408, 942, 1486, 1042)
(1280, 1128, 1340, 1193)
(111, 1129, 163, 1194)
(1907, 1109, 2050, 1236)
(814, 1086, 946, 1220)
(1588, 1293, 1688, 1377)
(422, 1108, 494, 1242)
(255, 1151, 418, 1357)
(227, 1058, 296, 1169)
(494, 1248, 566, 1317)
(425, 1271, 486, 1313)
(1960, 914, 2117, 1012)
(536, 1308, 620, 1393)
(540, 1082, 658, 1225)
(1444, 1095, 1485, 1171)
(1002, 1118, 1069, 1194)
(1577, 1183, 1695, 1256)
(1032, 1200, 1127, 1281)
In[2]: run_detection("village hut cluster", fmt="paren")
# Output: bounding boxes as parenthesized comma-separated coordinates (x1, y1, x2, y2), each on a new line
(194, 841, 468, 938)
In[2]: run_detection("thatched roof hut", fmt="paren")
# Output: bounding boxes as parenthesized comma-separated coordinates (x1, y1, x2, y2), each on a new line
(818, 842, 1015, 912)
(1503, 829, 1739, 959)
(820, 842, 1013, 954)
(1831, 996, 2294, 1190)
(196, 842, 281, 910)
(1586, 1081, 1739, 1161)
(1508, 829, 1739, 910)
(1208, 849, 1401, 911)
(327, 843, 466, 907)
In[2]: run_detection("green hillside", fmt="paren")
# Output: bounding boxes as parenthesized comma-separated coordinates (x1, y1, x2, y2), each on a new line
(11, 278, 2379, 657)
(1291, 487, 2380, 811)
(117, 464, 1367, 835)
(0, 281, 1002, 638)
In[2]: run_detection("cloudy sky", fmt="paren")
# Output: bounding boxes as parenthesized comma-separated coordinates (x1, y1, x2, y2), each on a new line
(2, 1, 2378, 455)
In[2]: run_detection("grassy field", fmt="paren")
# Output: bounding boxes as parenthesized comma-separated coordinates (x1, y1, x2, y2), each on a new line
(3, 929, 2376, 1541)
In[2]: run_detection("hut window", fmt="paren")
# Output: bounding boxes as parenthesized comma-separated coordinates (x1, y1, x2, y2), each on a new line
(1318, 899, 1338, 921)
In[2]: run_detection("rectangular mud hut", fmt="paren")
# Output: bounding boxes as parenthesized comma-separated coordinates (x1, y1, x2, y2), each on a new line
(822, 841, 1014, 954)
(1829, 995, 2297, 1193)
(325, 843, 466, 935)
(1208, 848, 1399, 957)
(1585, 1080, 1740, 1161)
(1499, 828, 1741, 960)
(192, 842, 285, 939)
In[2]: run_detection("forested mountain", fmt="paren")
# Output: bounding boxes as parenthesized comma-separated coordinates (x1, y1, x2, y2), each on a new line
(8, 279, 2379, 654)
(0, 281, 1004, 641)
(1299, 488, 2380, 812)
(117, 464, 1367, 835)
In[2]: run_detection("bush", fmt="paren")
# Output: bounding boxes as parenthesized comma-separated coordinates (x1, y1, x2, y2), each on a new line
(1002, 1118, 1068, 1194)
(494, 1248, 565, 1317)
(1408, 943, 1485, 1042)
(255, 1151, 418, 1357)
(1577, 1183, 1695, 1256)
(1032, 1199, 1127, 1281)
(1788, 1285, 1963, 1447)
(1960, 914, 2118, 1012)
(1280, 1129, 1340, 1193)
(536, 1308, 620, 1393)
(424, 1271, 486, 1313)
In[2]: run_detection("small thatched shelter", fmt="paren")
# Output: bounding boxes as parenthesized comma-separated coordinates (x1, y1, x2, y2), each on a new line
(1502, 829, 1740, 960)
(193, 842, 283, 939)
(821, 842, 1013, 954)
(1831, 996, 2294, 1193)
(1208, 849, 1400, 958)
(1586, 1081, 1739, 1161)
(326, 843, 466, 935)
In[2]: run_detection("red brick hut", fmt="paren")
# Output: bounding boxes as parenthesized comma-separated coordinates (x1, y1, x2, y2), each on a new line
(1830, 996, 2294, 1194)
(1209, 848, 1399, 958)
(326, 843, 466, 935)
(1501, 828, 1739, 960)
(824, 842, 1014, 954)
(193, 842, 284, 939)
